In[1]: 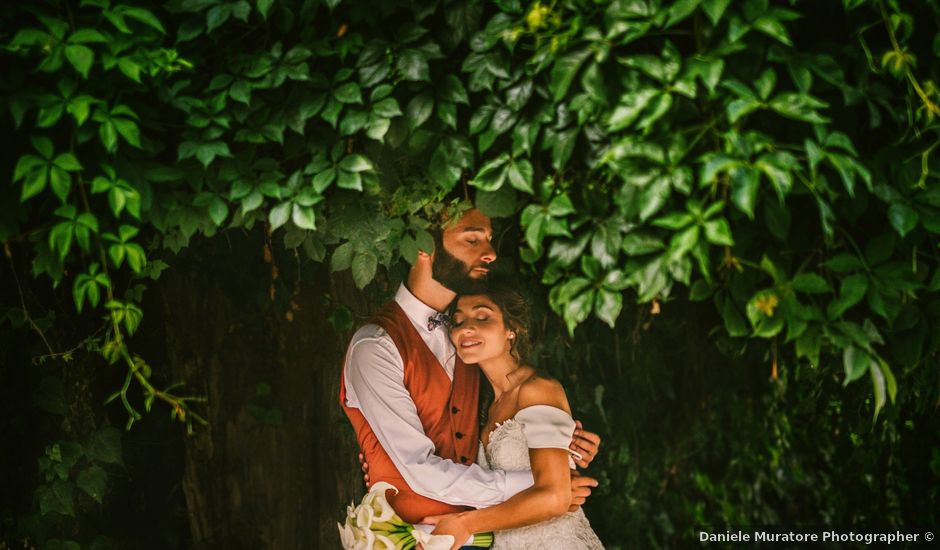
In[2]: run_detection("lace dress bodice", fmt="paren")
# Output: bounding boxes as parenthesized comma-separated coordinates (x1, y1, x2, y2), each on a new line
(479, 407, 604, 550)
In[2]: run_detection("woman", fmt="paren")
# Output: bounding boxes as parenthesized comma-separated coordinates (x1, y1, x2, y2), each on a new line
(423, 279, 604, 549)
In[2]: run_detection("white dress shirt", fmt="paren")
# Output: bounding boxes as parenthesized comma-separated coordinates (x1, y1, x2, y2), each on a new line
(343, 284, 534, 507)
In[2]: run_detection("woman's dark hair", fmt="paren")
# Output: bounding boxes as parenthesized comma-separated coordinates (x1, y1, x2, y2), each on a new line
(481, 276, 532, 365)
(448, 275, 533, 431)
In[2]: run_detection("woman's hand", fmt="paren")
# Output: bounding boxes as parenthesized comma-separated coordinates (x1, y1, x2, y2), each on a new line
(422, 512, 472, 550)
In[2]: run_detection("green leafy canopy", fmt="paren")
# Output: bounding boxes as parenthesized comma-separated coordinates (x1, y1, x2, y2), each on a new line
(2, 0, 938, 434)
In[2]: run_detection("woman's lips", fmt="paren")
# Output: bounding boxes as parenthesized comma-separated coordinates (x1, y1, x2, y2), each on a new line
(459, 339, 482, 348)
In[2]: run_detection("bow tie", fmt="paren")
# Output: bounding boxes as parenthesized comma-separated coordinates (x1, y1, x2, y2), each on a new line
(427, 312, 451, 331)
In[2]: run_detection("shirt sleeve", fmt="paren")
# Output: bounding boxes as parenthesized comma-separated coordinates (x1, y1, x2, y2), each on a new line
(344, 327, 533, 508)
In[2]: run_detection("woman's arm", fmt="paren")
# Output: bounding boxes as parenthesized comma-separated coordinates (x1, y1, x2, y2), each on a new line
(425, 377, 575, 548)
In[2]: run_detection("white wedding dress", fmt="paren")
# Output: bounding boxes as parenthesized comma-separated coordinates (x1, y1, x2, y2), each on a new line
(478, 405, 605, 549)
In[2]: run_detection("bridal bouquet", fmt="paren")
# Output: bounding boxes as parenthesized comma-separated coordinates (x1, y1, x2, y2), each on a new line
(338, 482, 494, 549)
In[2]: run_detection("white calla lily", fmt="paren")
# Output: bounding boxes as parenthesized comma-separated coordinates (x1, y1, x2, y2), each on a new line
(367, 482, 400, 523)
(352, 524, 375, 550)
(339, 483, 490, 550)
(337, 522, 356, 549)
(374, 533, 398, 550)
(355, 499, 375, 529)
(411, 527, 456, 550)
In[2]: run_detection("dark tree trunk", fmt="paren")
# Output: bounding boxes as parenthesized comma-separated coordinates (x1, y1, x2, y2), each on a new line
(158, 230, 371, 549)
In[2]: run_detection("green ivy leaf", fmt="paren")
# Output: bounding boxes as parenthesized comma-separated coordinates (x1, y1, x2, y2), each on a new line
(507, 159, 534, 194)
(292, 203, 316, 230)
(701, 0, 732, 25)
(439, 74, 469, 104)
(437, 101, 457, 130)
(825, 253, 863, 272)
(791, 273, 831, 294)
(398, 49, 430, 81)
(887, 203, 918, 237)
(703, 218, 734, 246)
(70, 28, 107, 44)
(607, 89, 658, 131)
(827, 273, 869, 318)
(53, 153, 82, 172)
(405, 91, 434, 130)
(268, 201, 291, 231)
(121, 6, 166, 33)
(65, 44, 94, 78)
(334, 82, 363, 104)
(753, 16, 793, 46)
(373, 97, 402, 118)
(337, 170, 362, 191)
(312, 168, 336, 193)
(338, 154, 374, 173)
(550, 49, 591, 102)
(84, 427, 122, 465)
(476, 185, 517, 218)
(241, 191, 263, 215)
(49, 166, 71, 202)
(257, 0, 275, 19)
(428, 145, 461, 191)
(594, 288, 623, 328)
(351, 251, 378, 289)
(729, 167, 760, 219)
(207, 4, 234, 33)
(721, 295, 749, 337)
(31, 136, 53, 160)
(76, 465, 108, 503)
(400, 234, 419, 264)
(39, 481, 75, 517)
(208, 197, 228, 226)
(98, 120, 118, 152)
(768, 92, 829, 123)
(842, 345, 871, 385)
(470, 153, 509, 191)
(564, 288, 595, 336)
(622, 233, 664, 255)
(331, 242, 354, 272)
(21, 166, 49, 202)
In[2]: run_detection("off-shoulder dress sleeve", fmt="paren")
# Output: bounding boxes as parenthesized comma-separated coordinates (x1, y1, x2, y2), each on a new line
(515, 404, 577, 450)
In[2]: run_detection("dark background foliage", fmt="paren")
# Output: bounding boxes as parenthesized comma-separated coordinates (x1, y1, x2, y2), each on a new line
(1, 0, 939, 548)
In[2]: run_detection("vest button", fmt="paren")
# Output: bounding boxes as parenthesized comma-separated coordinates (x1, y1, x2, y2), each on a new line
(460, 456, 468, 463)
(455, 432, 464, 439)
(451, 406, 459, 414)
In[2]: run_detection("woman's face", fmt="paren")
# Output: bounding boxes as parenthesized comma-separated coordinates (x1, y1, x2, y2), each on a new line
(450, 294, 513, 364)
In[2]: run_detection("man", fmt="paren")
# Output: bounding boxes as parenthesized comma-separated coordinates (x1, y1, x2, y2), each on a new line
(340, 206, 601, 527)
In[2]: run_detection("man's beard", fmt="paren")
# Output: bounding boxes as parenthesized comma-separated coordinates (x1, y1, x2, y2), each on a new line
(432, 246, 489, 295)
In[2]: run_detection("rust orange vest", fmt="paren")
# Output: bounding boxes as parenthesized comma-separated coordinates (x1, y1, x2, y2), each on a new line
(340, 301, 481, 523)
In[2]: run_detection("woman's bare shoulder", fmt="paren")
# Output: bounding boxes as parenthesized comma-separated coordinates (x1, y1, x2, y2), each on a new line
(516, 371, 570, 414)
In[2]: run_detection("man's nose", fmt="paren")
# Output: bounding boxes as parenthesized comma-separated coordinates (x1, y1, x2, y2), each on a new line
(480, 240, 496, 264)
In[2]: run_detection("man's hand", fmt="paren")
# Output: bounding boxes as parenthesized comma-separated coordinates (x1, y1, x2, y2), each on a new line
(568, 471, 598, 512)
(570, 420, 601, 469)
(358, 452, 371, 488)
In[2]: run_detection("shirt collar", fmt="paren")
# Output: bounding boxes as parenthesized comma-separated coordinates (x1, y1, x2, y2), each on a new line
(394, 283, 442, 333)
